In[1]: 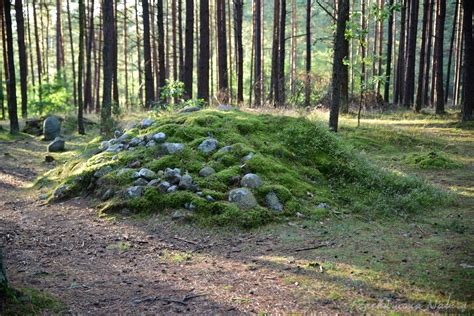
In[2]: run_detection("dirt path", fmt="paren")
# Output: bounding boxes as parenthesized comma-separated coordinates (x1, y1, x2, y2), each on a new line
(0, 137, 338, 314)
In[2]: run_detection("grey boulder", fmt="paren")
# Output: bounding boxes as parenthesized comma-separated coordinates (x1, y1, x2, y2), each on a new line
(199, 166, 216, 177)
(157, 181, 171, 193)
(178, 174, 193, 190)
(218, 145, 233, 153)
(198, 138, 218, 154)
(127, 186, 144, 198)
(136, 168, 156, 180)
(161, 143, 185, 154)
(228, 188, 258, 209)
(141, 118, 155, 129)
(265, 192, 283, 212)
(106, 143, 124, 153)
(152, 132, 167, 143)
(94, 165, 113, 178)
(164, 168, 182, 184)
(47, 137, 65, 152)
(134, 178, 149, 186)
(241, 173, 263, 188)
(43, 116, 61, 141)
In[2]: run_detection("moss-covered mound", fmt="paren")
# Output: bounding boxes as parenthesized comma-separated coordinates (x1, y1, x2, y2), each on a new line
(44, 110, 446, 228)
(403, 151, 462, 169)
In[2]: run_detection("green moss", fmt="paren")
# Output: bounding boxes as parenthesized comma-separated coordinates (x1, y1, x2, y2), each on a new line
(403, 151, 462, 169)
(48, 109, 449, 228)
(2, 287, 65, 315)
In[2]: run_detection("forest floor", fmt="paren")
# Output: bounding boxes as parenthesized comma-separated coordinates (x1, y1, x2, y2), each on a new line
(0, 110, 473, 314)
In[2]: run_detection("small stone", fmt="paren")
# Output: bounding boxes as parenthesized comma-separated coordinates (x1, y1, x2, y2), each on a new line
(228, 188, 258, 209)
(47, 137, 65, 152)
(152, 132, 167, 143)
(230, 175, 241, 186)
(99, 141, 110, 151)
(134, 178, 149, 186)
(146, 140, 156, 147)
(317, 203, 329, 209)
(127, 186, 144, 198)
(199, 166, 216, 177)
(197, 138, 218, 154)
(179, 106, 201, 113)
(114, 129, 123, 138)
(167, 185, 178, 193)
(106, 144, 123, 153)
(117, 168, 131, 177)
(43, 116, 61, 141)
(161, 143, 185, 154)
(242, 152, 254, 162)
(241, 173, 263, 188)
(196, 191, 204, 196)
(141, 118, 155, 129)
(101, 189, 115, 201)
(129, 137, 141, 147)
(218, 145, 233, 153)
(171, 209, 193, 220)
(147, 179, 161, 187)
(128, 160, 141, 168)
(265, 192, 283, 212)
(178, 174, 193, 190)
(137, 168, 156, 180)
(117, 133, 131, 144)
(45, 155, 55, 163)
(38, 193, 49, 200)
(53, 185, 69, 200)
(217, 104, 238, 111)
(157, 181, 171, 193)
(164, 168, 182, 184)
(94, 165, 113, 178)
(206, 195, 215, 202)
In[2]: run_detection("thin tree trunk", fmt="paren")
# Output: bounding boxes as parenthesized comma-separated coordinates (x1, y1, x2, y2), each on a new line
(290, 0, 296, 96)
(123, 0, 128, 109)
(270, 0, 280, 104)
(26, 1, 35, 87)
(183, 0, 194, 99)
(178, 0, 184, 81)
(394, 0, 406, 104)
(198, 0, 210, 101)
(33, 0, 43, 104)
(84, 0, 94, 112)
(143, 0, 155, 108)
(329, 0, 349, 132)
(112, 0, 119, 107)
(402, 0, 419, 107)
(0, 11, 4, 120)
(15, 0, 28, 119)
(95, 5, 102, 113)
(172, 0, 178, 86)
(227, 0, 233, 102)
(415, 0, 429, 111)
(423, 0, 434, 105)
(444, 0, 458, 104)
(216, 0, 228, 101)
(461, 0, 473, 120)
(135, 0, 143, 107)
(78, 0, 86, 134)
(434, 0, 445, 114)
(277, 0, 286, 106)
(305, 0, 311, 108)
(253, 0, 262, 107)
(233, 0, 243, 103)
(2, 0, 19, 133)
(56, 0, 64, 77)
(384, 0, 394, 103)
(101, 0, 114, 132)
(157, 0, 166, 94)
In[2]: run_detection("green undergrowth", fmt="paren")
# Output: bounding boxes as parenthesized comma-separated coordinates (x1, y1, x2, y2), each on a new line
(1, 287, 64, 315)
(41, 110, 448, 228)
(403, 151, 462, 169)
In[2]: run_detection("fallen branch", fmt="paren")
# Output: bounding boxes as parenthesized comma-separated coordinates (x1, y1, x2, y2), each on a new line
(172, 236, 199, 245)
(293, 243, 329, 252)
(133, 293, 206, 305)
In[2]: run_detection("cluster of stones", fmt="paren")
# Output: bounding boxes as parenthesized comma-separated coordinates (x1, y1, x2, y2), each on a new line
(93, 118, 284, 213)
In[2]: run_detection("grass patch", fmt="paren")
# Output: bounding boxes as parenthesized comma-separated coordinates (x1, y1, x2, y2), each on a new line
(1, 287, 64, 315)
(403, 151, 462, 169)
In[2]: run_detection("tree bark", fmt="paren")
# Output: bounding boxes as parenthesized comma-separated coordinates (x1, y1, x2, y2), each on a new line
(423, 0, 434, 105)
(434, 0, 445, 114)
(112, 0, 119, 107)
(183, 0, 194, 99)
(305, 0, 311, 108)
(233, 0, 243, 103)
(84, 0, 94, 113)
(135, 0, 143, 107)
(123, 0, 128, 108)
(329, 0, 349, 132)
(197, 0, 210, 102)
(270, 0, 280, 104)
(253, 0, 262, 107)
(216, 0, 229, 101)
(143, 0, 155, 108)
(15, 0, 28, 119)
(415, 0, 429, 111)
(462, 0, 473, 121)
(402, 0, 419, 107)
(394, 0, 406, 104)
(101, 0, 114, 133)
(55, 0, 64, 76)
(157, 0, 166, 94)
(33, 0, 43, 104)
(78, 0, 86, 134)
(277, 0, 286, 106)
(384, 0, 394, 103)
(444, 0, 459, 104)
(3, 0, 19, 134)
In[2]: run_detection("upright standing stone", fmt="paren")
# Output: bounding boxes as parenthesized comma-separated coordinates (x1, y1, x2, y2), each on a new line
(43, 116, 61, 141)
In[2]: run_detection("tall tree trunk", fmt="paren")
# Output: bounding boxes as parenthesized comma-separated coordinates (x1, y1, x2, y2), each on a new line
(461, 0, 473, 121)
(415, 0, 429, 111)
(329, 0, 350, 132)
(183, 0, 194, 99)
(112, 0, 119, 107)
(157, 0, 166, 94)
(434, 0, 445, 114)
(15, 0, 28, 119)
(172, 0, 178, 86)
(143, 0, 155, 108)
(55, 0, 64, 77)
(233, 0, 243, 103)
(423, 0, 434, 105)
(78, 0, 86, 134)
(123, 0, 129, 109)
(290, 0, 296, 96)
(178, 0, 184, 81)
(102, 0, 114, 132)
(305, 0, 311, 107)
(453, 4, 463, 107)
(253, 0, 262, 107)
(26, 1, 35, 87)
(402, 0, 418, 107)
(444, 0, 459, 104)
(135, 0, 143, 107)
(216, 0, 228, 101)
(384, 0, 394, 103)
(33, 0, 43, 104)
(227, 0, 233, 102)
(394, 0, 406, 104)
(84, 0, 94, 113)
(3, 0, 19, 134)
(95, 5, 102, 113)
(270, 0, 280, 104)
(198, 0, 210, 102)
(0, 12, 4, 120)
(277, 0, 286, 106)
